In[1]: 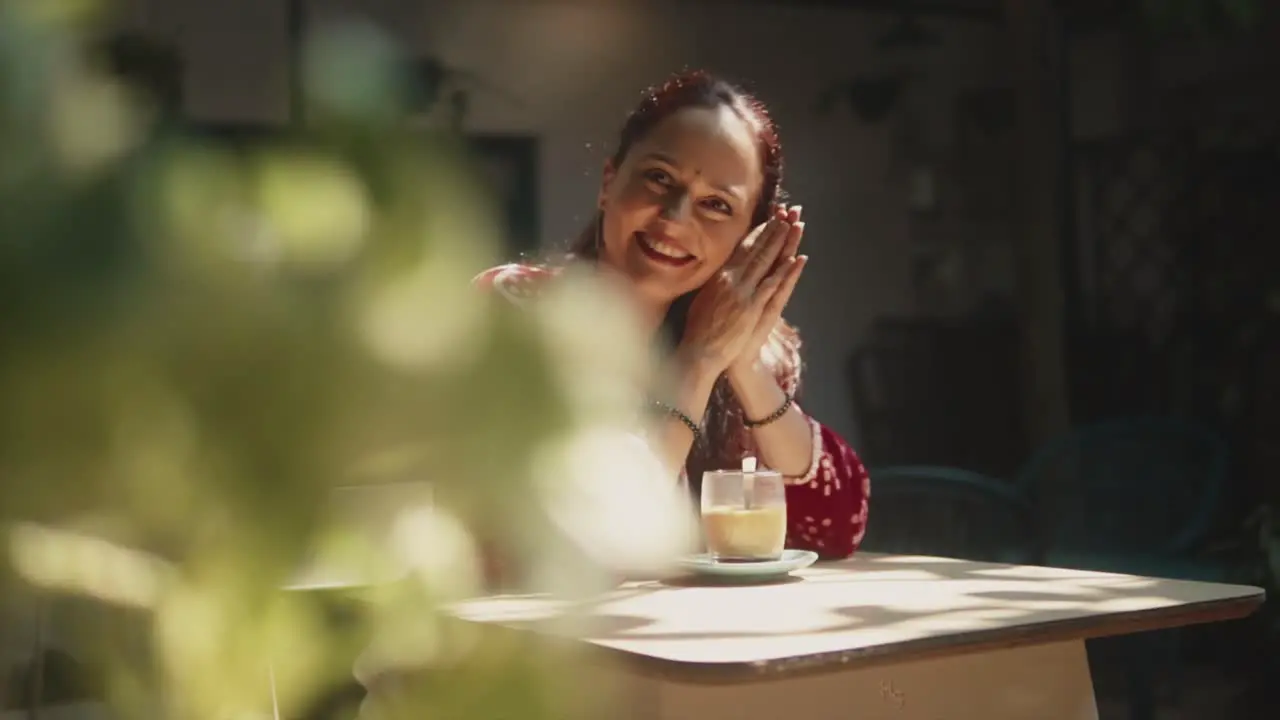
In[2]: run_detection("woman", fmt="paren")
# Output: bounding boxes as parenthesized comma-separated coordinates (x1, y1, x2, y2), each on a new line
(476, 70, 869, 559)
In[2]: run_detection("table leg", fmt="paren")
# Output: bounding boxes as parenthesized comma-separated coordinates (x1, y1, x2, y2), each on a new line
(615, 640, 1098, 720)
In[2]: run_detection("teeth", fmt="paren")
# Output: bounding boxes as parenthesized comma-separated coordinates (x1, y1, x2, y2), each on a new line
(642, 234, 691, 260)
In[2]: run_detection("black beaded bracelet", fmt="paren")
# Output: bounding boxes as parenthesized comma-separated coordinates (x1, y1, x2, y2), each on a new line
(743, 394, 794, 429)
(653, 400, 702, 444)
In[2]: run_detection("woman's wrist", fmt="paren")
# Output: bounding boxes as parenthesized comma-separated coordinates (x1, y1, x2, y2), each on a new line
(726, 359, 788, 419)
(725, 356, 760, 386)
(675, 341, 727, 385)
(650, 342, 721, 434)
(646, 343, 722, 474)
(726, 355, 770, 394)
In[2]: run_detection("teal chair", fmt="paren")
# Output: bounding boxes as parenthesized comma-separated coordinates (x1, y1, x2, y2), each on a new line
(1015, 416, 1231, 720)
(861, 466, 1041, 565)
(1014, 416, 1228, 580)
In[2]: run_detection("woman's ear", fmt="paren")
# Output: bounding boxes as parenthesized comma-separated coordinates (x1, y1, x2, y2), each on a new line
(597, 159, 617, 210)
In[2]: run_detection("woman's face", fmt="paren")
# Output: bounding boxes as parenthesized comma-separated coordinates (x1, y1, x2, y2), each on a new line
(597, 105, 764, 305)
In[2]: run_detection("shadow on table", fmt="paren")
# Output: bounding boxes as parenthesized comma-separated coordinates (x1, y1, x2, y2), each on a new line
(457, 555, 1211, 654)
(569, 555, 1201, 645)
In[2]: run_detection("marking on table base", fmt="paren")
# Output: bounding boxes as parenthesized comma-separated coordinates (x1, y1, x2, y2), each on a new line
(879, 680, 906, 709)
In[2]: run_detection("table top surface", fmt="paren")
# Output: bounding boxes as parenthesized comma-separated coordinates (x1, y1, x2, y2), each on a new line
(452, 553, 1265, 683)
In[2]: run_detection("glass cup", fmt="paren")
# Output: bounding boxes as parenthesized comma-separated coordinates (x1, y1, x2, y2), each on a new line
(700, 469, 787, 562)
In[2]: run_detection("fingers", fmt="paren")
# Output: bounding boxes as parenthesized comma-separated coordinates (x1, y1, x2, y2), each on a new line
(739, 218, 790, 289)
(752, 207, 803, 289)
(753, 255, 808, 318)
(731, 219, 771, 265)
(770, 203, 800, 222)
(731, 204, 805, 296)
(766, 205, 804, 270)
(779, 217, 804, 264)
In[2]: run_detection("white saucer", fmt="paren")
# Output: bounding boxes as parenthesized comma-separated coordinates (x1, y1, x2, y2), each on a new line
(676, 549, 819, 582)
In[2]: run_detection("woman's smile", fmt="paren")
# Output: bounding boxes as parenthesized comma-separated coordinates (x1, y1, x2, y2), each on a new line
(634, 230, 697, 267)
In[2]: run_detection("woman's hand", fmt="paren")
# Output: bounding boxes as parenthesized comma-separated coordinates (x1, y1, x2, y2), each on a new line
(679, 206, 806, 376)
(727, 205, 807, 378)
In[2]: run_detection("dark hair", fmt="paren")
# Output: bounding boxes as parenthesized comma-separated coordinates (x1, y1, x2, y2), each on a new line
(566, 70, 798, 480)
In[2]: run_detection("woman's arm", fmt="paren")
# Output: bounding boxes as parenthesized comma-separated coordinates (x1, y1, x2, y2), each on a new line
(653, 349, 721, 476)
(726, 362, 815, 476)
(730, 353, 870, 559)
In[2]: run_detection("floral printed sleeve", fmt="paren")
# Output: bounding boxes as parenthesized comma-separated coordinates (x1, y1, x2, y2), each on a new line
(778, 415, 870, 559)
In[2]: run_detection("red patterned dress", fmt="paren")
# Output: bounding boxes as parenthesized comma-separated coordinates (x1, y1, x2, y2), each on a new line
(474, 263, 870, 559)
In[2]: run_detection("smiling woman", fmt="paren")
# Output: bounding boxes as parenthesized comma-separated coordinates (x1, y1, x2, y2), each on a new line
(473, 70, 869, 559)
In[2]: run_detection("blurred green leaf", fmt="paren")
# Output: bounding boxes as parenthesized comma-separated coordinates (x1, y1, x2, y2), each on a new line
(0, 5, 690, 720)
(0, 1, 702, 717)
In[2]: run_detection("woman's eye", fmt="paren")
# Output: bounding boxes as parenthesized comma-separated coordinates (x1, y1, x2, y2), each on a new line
(701, 197, 733, 215)
(643, 169, 673, 186)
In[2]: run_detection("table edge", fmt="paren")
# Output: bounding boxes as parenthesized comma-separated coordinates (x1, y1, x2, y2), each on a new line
(595, 589, 1265, 686)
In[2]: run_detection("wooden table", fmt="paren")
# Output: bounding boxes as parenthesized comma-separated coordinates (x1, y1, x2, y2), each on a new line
(453, 553, 1265, 720)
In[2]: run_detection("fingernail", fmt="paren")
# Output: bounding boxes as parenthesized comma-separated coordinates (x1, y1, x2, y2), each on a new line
(798, 255, 809, 264)
(791, 205, 803, 215)
(795, 221, 805, 232)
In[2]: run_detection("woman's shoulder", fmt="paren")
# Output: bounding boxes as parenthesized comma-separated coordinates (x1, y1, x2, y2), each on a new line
(472, 263, 560, 306)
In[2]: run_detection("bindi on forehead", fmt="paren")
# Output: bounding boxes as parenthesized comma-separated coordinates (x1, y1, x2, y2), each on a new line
(639, 107, 762, 199)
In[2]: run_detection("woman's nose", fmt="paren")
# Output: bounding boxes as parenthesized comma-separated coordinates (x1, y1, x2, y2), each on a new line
(659, 191, 693, 222)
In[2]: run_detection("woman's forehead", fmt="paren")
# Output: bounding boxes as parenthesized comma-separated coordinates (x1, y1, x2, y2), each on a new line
(630, 106, 763, 196)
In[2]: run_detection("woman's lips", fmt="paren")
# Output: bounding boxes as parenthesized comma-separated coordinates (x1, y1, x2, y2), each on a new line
(634, 231, 695, 267)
